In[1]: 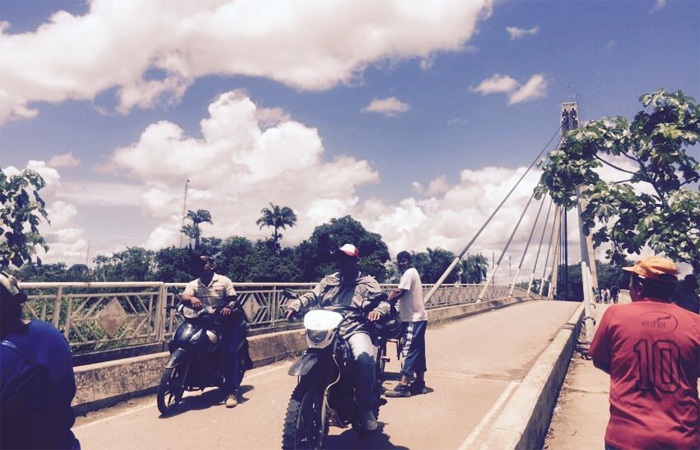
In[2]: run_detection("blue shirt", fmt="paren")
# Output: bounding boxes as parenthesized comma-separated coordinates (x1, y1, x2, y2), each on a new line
(1, 320, 79, 449)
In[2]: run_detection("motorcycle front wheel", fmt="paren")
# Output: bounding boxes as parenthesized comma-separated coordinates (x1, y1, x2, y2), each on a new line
(281, 382, 326, 450)
(157, 363, 187, 416)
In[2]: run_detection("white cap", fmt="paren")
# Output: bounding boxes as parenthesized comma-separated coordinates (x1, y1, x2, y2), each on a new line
(338, 244, 360, 258)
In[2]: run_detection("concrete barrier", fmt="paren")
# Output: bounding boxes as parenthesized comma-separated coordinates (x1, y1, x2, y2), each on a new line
(73, 296, 536, 413)
(480, 303, 584, 450)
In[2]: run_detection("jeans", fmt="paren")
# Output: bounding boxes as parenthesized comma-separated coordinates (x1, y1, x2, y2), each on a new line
(347, 332, 377, 411)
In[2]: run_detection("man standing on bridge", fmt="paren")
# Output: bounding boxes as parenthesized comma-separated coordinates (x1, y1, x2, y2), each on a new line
(590, 255, 700, 450)
(386, 251, 428, 397)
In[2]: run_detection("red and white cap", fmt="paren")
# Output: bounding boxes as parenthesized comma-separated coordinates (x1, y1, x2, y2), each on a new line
(338, 243, 360, 258)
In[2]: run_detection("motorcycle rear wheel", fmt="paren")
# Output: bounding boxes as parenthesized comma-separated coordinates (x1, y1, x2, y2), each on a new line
(157, 364, 186, 416)
(281, 382, 326, 450)
(376, 341, 388, 380)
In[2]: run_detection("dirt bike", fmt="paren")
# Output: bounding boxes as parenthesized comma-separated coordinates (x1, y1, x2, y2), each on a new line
(156, 297, 251, 416)
(280, 290, 387, 450)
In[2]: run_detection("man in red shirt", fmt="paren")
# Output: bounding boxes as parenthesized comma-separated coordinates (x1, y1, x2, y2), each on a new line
(590, 256, 700, 450)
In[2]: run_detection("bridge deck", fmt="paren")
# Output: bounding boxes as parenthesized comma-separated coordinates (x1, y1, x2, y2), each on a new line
(73, 300, 579, 449)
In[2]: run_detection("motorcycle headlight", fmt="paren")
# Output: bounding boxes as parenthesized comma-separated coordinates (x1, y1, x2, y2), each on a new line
(307, 329, 327, 344)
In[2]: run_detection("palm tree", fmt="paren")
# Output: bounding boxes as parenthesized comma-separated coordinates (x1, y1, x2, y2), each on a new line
(181, 209, 213, 249)
(460, 253, 489, 284)
(256, 203, 297, 250)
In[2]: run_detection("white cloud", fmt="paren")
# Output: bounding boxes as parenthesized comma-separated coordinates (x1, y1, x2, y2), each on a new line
(650, 0, 667, 14)
(0, 0, 495, 124)
(471, 73, 548, 105)
(48, 152, 81, 168)
(426, 175, 450, 196)
(361, 97, 410, 117)
(505, 25, 539, 40)
(471, 73, 518, 95)
(508, 74, 548, 104)
(604, 39, 617, 51)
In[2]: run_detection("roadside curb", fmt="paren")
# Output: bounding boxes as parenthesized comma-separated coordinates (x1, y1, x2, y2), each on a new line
(480, 303, 584, 449)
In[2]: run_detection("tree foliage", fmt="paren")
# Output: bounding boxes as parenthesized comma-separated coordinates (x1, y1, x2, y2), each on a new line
(460, 253, 489, 284)
(256, 203, 298, 251)
(0, 169, 49, 268)
(181, 209, 213, 249)
(536, 90, 700, 273)
(302, 216, 390, 281)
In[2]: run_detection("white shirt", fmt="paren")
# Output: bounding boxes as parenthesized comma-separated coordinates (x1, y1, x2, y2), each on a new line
(397, 267, 427, 322)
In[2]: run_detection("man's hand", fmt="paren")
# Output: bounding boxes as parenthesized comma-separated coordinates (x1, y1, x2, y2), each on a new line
(367, 310, 382, 321)
(285, 309, 297, 320)
(189, 297, 202, 309)
(221, 306, 232, 316)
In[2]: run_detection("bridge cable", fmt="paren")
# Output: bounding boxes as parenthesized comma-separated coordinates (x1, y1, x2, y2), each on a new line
(546, 206, 564, 298)
(509, 195, 547, 296)
(539, 204, 561, 296)
(477, 189, 537, 300)
(424, 128, 563, 303)
(527, 197, 554, 293)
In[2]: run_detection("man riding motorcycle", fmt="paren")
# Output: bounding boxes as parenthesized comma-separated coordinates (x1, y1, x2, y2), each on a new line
(180, 255, 249, 408)
(285, 243, 390, 432)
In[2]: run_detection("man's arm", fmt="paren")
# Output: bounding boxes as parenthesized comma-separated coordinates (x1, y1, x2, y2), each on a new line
(180, 280, 202, 308)
(589, 311, 611, 374)
(387, 288, 406, 304)
(285, 280, 324, 318)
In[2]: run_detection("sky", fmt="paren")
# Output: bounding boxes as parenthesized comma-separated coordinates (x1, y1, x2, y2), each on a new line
(1, 0, 699, 283)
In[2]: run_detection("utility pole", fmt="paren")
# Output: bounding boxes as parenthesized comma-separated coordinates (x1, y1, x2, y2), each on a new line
(179, 179, 190, 247)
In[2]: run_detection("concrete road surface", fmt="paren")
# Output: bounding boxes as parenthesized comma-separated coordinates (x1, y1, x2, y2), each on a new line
(74, 300, 579, 450)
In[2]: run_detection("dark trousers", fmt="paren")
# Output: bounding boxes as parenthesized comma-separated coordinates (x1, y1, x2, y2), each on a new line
(221, 318, 249, 395)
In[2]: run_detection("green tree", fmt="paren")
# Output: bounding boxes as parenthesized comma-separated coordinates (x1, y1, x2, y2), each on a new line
(422, 248, 460, 284)
(217, 236, 256, 281)
(0, 169, 49, 268)
(66, 263, 91, 281)
(18, 262, 67, 282)
(153, 247, 196, 282)
(460, 253, 489, 284)
(256, 203, 298, 252)
(536, 90, 700, 274)
(596, 259, 632, 291)
(301, 216, 390, 282)
(92, 247, 155, 281)
(181, 209, 213, 249)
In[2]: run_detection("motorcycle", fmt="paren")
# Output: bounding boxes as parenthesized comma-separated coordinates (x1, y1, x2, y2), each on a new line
(156, 296, 252, 416)
(373, 304, 402, 380)
(280, 289, 388, 450)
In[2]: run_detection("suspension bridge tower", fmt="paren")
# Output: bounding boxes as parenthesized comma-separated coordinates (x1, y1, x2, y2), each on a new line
(560, 102, 599, 295)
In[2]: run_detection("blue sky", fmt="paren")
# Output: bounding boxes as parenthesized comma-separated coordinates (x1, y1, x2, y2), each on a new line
(1, 0, 698, 281)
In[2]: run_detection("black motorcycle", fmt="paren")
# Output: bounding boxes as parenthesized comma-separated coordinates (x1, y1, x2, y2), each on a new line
(157, 297, 251, 416)
(280, 290, 389, 450)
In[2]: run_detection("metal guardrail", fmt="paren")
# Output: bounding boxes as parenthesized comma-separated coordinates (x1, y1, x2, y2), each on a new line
(18, 281, 532, 354)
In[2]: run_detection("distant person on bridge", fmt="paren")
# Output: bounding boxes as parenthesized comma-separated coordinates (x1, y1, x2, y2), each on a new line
(672, 274, 699, 314)
(609, 285, 619, 304)
(590, 256, 700, 450)
(0, 271, 81, 450)
(181, 255, 251, 408)
(284, 243, 391, 432)
(386, 251, 428, 397)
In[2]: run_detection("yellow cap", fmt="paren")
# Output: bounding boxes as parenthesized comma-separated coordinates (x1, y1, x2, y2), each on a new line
(623, 256, 678, 284)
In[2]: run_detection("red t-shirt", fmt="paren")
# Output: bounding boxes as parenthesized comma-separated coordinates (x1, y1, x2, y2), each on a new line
(590, 300, 700, 449)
